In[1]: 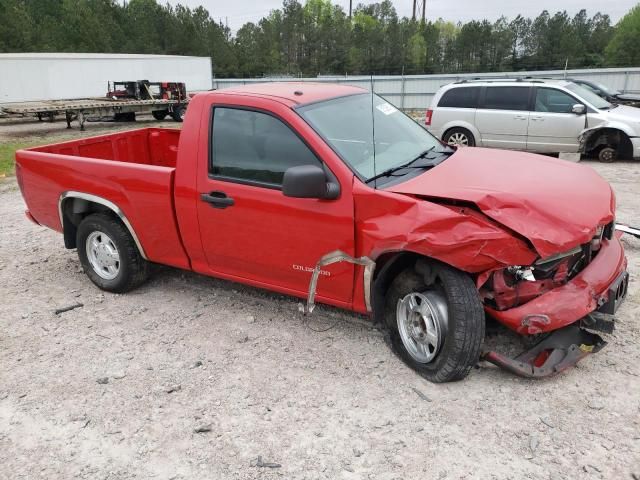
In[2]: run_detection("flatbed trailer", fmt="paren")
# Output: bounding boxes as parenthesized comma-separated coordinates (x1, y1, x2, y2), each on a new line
(0, 97, 187, 130)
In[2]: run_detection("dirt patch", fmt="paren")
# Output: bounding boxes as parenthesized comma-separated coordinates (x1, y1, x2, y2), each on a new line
(0, 159, 639, 479)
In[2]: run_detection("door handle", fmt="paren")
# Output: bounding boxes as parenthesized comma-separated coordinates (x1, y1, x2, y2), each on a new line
(514, 115, 527, 120)
(201, 191, 235, 209)
(530, 116, 544, 121)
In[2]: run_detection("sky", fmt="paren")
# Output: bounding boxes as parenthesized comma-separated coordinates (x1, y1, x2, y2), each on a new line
(170, 0, 637, 33)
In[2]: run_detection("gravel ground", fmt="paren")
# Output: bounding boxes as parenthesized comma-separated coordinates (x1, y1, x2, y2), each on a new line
(0, 128, 639, 478)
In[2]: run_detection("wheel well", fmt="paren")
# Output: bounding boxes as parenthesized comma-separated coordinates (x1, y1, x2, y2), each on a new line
(371, 252, 435, 324)
(60, 198, 120, 249)
(584, 128, 633, 159)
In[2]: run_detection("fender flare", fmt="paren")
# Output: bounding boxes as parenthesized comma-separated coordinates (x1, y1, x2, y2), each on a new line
(58, 191, 148, 259)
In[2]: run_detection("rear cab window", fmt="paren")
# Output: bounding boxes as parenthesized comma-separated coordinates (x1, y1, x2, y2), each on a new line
(481, 86, 531, 111)
(210, 107, 322, 188)
(438, 86, 480, 108)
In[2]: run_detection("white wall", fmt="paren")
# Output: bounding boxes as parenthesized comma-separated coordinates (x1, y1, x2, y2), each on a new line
(0, 53, 212, 104)
(213, 67, 640, 110)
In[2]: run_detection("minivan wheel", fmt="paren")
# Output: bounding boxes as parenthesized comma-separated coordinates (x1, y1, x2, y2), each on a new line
(598, 147, 617, 163)
(77, 213, 149, 293)
(384, 262, 485, 383)
(444, 128, 475, 147)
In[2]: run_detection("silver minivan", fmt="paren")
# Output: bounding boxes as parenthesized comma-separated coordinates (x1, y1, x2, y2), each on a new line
(426, 79, 640, 162)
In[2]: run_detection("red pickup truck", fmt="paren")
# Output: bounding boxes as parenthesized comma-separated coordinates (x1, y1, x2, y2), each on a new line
(16, 83, 629, 382)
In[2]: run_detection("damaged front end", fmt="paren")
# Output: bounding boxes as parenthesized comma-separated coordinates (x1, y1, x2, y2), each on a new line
(478, 224, 629, 377)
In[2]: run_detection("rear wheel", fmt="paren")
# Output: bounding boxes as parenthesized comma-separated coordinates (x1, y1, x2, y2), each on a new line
(152, 110, 168, 121)
(383, 261, 485, 383)
(171, 105, 186, 122)
(444, 127, 475, 147)
(77, 213, 149, 293)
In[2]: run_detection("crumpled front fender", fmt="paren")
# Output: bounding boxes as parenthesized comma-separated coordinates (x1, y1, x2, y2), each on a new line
(353, 183, 537, 274)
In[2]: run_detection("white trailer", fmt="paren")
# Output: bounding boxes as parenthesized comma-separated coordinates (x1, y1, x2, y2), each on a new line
(0, 53, 212, 104)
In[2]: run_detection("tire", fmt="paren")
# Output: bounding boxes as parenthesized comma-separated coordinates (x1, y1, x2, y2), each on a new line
(443, 127, 475, 147)
(383, 261, 485, 383)
(76, 213, 149, 293)
(598, 146, 617, 163)
(152, 110, 168, 121)
(114, 112, 136, 122)
(171, 105, 186, 122)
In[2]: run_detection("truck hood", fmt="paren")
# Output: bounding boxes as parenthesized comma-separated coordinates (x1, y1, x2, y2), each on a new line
(386, 147, 614, 259)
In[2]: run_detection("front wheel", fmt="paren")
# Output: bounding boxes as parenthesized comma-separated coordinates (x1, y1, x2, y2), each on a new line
(443, 127, 475, 147)
(77, 213, 149, 293)
(383, 261, 485, 383)
(598, 146, 617, 163)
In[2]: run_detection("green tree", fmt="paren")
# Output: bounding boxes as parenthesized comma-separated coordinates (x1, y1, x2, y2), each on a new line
(605, 4, 640, 66)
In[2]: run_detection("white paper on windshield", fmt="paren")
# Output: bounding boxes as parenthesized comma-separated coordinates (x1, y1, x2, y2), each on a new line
(376, 103, 397, 115)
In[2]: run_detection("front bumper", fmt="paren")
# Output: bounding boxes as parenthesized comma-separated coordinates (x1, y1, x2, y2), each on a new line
(486, 235, 628, 335)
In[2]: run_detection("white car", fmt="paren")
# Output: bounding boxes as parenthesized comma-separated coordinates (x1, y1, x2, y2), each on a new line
(425, 78, 640, 162)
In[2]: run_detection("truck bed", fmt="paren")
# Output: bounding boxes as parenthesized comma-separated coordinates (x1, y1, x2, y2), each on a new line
(16, 127, 189, 269)
(31, 127, 180, 167)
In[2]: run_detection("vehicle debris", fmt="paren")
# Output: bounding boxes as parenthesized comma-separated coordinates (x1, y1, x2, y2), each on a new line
(616, 223, 640, 239)
(54, 303, 83, 315)
(250, 456, 281, 469)
(482, 325, 605, 378)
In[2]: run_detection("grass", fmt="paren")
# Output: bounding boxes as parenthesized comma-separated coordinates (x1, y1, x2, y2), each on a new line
(0, 135, 77, 178)
(0, 141, 40, 178)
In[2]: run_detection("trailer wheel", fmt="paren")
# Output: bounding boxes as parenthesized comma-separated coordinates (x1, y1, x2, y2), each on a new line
(77, 213, 149, 293)
(383, 261, 485, 383)
(171, 105, 186, 122)
(152, 110, 168, 121)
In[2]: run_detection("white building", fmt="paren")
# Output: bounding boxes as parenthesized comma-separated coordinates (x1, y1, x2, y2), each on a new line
(0, 53, 212, 104)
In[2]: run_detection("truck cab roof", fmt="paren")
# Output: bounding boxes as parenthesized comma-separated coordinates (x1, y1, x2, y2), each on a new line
(211, 82, 367, 106)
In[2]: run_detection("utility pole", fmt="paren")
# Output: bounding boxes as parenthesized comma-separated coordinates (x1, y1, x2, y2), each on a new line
(349, 0, 352, 18)
(412, 0, 426, 23)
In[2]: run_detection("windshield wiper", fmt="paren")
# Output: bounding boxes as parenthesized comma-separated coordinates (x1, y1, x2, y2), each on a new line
(365, 147, 440, 184)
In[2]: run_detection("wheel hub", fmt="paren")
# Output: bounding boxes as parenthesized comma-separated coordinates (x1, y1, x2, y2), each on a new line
(86, 231, 120, 280)
(448, 132, 469, 147)
(397, 291, 448, 364)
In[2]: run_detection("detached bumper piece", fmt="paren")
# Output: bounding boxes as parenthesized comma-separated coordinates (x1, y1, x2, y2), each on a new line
(482, 325, 606, 378)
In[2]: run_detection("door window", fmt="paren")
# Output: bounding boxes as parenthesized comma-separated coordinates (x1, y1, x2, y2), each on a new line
(534, 88, 578, 113)
(211, 107, 321, 186)
(482, 87, 530, 111)
(438, 87, 480, 108)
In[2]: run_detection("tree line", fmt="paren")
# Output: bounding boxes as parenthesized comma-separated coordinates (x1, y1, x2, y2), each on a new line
(1, 0, 639, 78)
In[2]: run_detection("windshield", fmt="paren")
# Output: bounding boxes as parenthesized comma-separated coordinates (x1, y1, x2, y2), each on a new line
(297, 93, 447, 181)
(589, 80, 621, 96)
(566, 83, 613, 110)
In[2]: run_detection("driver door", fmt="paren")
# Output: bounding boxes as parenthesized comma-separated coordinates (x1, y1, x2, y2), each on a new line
(195, 102, 356, 304)
(526, 87, 586, 153)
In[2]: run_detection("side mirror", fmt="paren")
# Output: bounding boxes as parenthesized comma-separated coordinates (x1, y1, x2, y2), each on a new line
(282, 165, 340, 200)
(572, 104, 586, 115)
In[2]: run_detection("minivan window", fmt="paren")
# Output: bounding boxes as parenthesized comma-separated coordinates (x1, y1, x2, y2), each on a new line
(483, 86, 530, 111)
(211, 107, 321, 186)
(438, 86, 480, 108)
(534, 88, 577, 113)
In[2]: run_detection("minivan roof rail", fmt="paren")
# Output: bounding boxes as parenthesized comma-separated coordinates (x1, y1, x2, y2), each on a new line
(453, 77, 560, 85)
